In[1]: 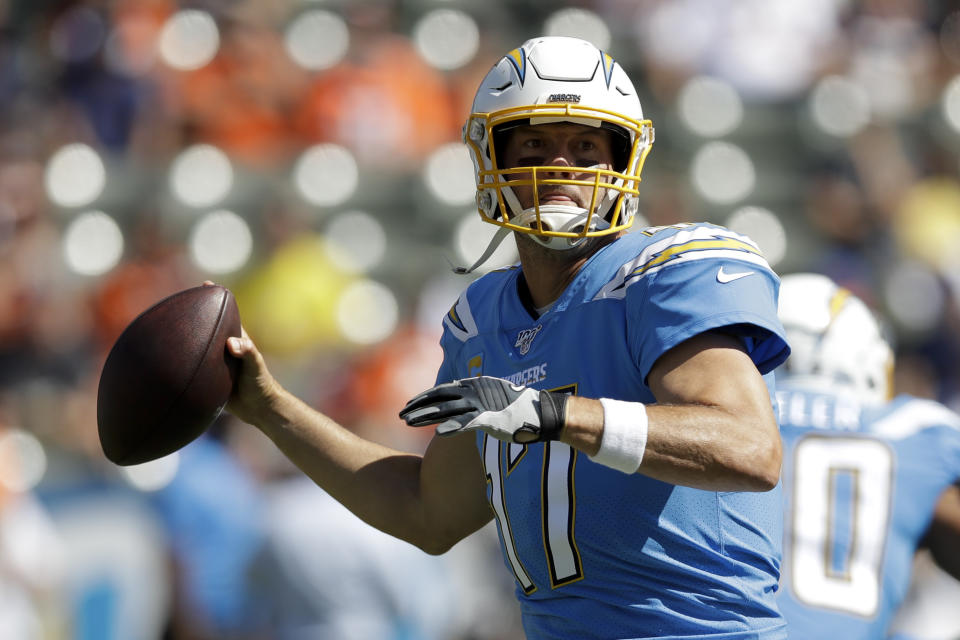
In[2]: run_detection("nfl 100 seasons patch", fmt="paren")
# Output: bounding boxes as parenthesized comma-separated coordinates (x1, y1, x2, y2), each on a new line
(514, 324, 542, 356)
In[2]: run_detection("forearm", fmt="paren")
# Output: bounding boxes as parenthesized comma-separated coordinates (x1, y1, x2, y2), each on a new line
(226, 329, 493, 554)
(251, 387, 441, 549)
(561, 396, 780, 492)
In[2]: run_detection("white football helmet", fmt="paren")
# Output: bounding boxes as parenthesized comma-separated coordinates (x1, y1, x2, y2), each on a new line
(777, 273, 893, 405)
(462, 36, 654, 253)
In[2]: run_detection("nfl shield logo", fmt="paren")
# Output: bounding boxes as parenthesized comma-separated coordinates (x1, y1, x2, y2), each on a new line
(514, 325, 542, 356)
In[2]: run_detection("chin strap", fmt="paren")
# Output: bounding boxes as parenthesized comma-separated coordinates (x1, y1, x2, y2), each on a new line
(451, 226, 514, 274)
(452, 203, 613, 274)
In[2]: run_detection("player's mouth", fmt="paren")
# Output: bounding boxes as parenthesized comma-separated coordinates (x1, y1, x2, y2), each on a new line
(539, 190, 581, 207)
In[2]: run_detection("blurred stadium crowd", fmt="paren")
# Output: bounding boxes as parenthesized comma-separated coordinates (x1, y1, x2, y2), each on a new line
(2, 0, 960, 638)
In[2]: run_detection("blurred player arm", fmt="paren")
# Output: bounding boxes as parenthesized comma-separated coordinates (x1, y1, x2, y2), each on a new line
(563, 330, 781, 492)
(924, 483, 960, 580)
(226, 329, 493, 555)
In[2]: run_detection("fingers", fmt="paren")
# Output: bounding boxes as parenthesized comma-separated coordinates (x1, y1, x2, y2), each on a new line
(400, 383, 463, 415)
(402, 398, 477, 426)
(399, 382, 481, 426)
(436, 419, 468, 437)
(227, 336, 246, 357)
(399, 376, 525, 431)
(227, 325, 257, 359)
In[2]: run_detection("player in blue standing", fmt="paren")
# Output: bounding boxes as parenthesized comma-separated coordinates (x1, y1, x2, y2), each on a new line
(226, 36, 791, 639)
(773, 273, 960, 639)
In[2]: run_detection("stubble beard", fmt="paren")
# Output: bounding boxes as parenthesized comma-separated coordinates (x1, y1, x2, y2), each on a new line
(514, 231, 620, 266)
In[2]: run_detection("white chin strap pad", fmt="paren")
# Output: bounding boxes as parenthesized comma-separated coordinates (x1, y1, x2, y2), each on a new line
(512, 204, 610, 250)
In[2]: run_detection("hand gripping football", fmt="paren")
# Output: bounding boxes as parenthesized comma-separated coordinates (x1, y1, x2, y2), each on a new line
(97, 284, 241, 465)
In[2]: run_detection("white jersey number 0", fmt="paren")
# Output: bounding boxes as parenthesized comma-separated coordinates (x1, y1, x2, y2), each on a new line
(788, 435, 894, 617)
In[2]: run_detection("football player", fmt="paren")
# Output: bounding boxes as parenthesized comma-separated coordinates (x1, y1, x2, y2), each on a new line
(774, 273, 960, 639)
(227, 36, 791, 638)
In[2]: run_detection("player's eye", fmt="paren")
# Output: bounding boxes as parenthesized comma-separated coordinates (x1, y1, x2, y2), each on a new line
(574, 139, 608, 167)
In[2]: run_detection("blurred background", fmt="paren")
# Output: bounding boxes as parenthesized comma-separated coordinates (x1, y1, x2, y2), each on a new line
(2, 0, 960, 638)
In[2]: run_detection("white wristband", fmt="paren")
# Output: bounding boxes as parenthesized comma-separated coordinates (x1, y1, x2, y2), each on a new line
(592, 398, 648, 474)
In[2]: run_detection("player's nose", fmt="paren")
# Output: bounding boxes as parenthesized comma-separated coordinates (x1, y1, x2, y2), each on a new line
(541, 154, 575, 176)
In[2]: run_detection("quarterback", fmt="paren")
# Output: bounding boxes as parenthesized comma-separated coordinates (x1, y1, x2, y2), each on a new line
(226, 37, 791, 639)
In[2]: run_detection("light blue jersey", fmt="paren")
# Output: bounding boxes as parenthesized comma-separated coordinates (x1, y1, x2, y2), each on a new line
(435, 223, 790, 639)
(776, 385, 960, 640)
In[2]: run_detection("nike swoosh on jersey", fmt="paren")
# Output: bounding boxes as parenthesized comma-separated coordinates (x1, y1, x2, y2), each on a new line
(716, 266, 756, 283)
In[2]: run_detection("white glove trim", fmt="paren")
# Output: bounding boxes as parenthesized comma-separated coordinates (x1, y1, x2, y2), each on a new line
(592, 398, 648, 474)
(443, 387, 542, 439)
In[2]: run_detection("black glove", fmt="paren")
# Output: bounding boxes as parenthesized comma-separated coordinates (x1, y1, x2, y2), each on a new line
(400, 376, 568, 444)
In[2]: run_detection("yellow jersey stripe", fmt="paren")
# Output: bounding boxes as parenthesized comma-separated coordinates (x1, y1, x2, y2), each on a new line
(631, 238, 762, 277)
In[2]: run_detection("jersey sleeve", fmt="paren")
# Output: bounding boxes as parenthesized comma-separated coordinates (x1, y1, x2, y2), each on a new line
(434, 309, 467, 385)
(432, 278, 488, 385)
(433, 351, 457, 386)
(623, 225, 790, 380)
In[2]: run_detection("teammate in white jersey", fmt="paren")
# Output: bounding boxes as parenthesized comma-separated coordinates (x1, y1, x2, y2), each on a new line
(774, 273, 960, 640)
(225, 36, 790, 639)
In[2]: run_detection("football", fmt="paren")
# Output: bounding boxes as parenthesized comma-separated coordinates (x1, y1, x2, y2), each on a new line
(97, 284, 241, 466)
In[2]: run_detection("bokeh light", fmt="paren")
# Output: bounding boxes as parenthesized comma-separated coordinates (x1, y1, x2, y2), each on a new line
(323, 210, 387, 274)
(543, 8, 611, 50)
(853, 52, 914, 121)
(810, 75, 871, 138)
(294, 144, 359, 207)
(232, 235, 353, 355)
(120, 453, 180, 491)
(188, 210, 254, 274)
(413, 9, 479, 71)
(169, 144, 233, 208)
(455, 212, 519, 271)
(49, 6, 107, 63)
(677, 76, 744, 138)
(690, 142, 755, 204)
(725, 206, 787, 267)
(63, 211, 124, 276)
(44, 143, 106, 208)
(892, 178, 960, 272)
(158, 9, 219, 71)
(636, 2, 712, 69)
(0, 429, 47, 493)
(285, 9, 349, 71)
(941, 75, 960, 135)
(883, 262, 944, 333)
(336, 279, 399, 345)
(424, 143, 475, 206)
